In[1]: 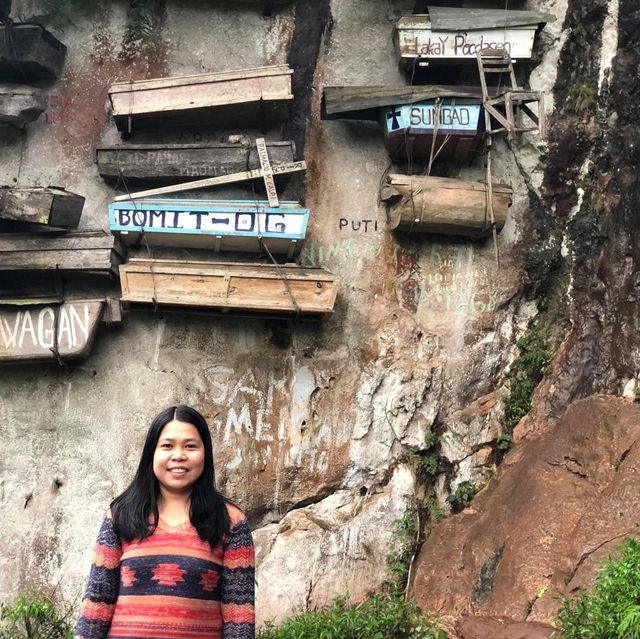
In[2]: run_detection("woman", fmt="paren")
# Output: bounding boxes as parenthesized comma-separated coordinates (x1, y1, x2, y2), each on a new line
(74, 405, 255, 639)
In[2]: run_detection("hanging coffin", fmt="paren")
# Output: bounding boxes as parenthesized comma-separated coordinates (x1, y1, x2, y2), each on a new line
(381, 174, 512, 238)
(108, 65, 293, 133)
(381, 99, 483, 161)
(96, 141, 296, 184)
(119, 259, 339, 317)
(0, 186, 84, 228)
(0, 23, 67, 82)
(0, 300, 106, 363)
(0, 231, 125, 274)
(0, 84, 46, 126)
(109, 199, 308, 257)
(395, 8, 555, 66)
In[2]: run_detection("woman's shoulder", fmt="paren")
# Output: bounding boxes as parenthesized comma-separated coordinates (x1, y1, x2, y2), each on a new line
(224, 500, 248, 527)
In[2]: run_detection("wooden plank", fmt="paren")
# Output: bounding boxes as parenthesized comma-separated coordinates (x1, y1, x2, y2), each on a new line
(395, 16, 539, 61)
(323, 85, 486, 119)
(109, 65, 292, 94)
(425, 7, 556, 31)
(96, 141, 296, 183)
(0, 231, 124, 273)
(109, 199, 309, 254)
(0, 84, 46, 126)
(119, 259, 339, 315)
(381, 174, 512, 237)
(0, 300, 103, 362)
(0, 273, 62, 305)
(108, 65, 293, 132)
(0, 23, 67, 82)
(384, 131, 481, 163)
(0, 187, 84, 228)
(256, 137, 278, 206)
(113, 160, 306, 201)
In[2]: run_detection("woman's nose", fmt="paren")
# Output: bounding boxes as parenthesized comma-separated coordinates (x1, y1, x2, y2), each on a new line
(171, 448, 187, 460)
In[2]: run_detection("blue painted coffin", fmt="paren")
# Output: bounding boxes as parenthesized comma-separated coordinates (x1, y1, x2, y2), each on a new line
(109, 198, 309, 256)
(381, 101, 482, 137)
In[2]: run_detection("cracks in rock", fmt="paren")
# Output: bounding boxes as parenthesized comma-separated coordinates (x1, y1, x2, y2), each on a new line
(545, 455, 588, 479)
(565, 530, 640, 588)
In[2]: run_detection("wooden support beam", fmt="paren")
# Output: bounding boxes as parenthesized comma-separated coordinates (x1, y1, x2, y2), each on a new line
(113, 160, 306, 202)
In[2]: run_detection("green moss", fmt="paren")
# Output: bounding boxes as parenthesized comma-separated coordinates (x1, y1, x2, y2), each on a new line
(421, 491, 444, 525)
(567, 82, 598, 117)
(503, 330, 551, 431)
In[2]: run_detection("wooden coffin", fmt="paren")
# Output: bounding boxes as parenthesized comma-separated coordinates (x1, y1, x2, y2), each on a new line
(382, 99, 483, 162)
(109, 65, 293, 133)
(396, 9, 555, 65)
(0, 186, 84, 228)
(96, 141, 296, 184)
(0, 23, 67, 82)
(381, 174, 512, 238)
(0, 84, 46, 126)
(109, 199, 308, 256)
(0, 300, 104, 363)
(0, 231, 125, 274)
(119, 259, 339, 316)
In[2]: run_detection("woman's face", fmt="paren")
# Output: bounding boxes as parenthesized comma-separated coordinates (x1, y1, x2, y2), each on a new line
(153, 419, 205, 497)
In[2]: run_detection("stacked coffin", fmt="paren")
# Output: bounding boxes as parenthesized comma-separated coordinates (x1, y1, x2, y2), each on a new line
(321, 6, 554, 239)
(102, 65, 338, 318)
(0, 22, 66, 127)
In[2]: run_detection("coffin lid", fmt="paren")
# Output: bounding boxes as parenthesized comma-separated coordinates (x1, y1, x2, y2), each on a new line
(323, 85, 485, 120)
(398, 8, 555, 31)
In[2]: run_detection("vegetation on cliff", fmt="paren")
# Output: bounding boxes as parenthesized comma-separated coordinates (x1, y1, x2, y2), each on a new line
(556, 537, 640, 639)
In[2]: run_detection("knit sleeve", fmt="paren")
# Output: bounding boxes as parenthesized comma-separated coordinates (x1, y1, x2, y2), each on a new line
(221, 516, 255, 639)
(74, 517, 121, 639)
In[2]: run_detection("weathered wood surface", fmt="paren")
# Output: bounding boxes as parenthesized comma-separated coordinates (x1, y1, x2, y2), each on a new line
(0, 84, 46, 126)
(0, 231, 125, 273)
(396, 15, 542, 61)
(0, 300, 103, 362)
(232, 0, 293, 4)
(322, 85, 485, 120)
(385, 130, 481, 163)
(0, 186, 84, 227)
(113, 160, 306, 201)
(0, 273, 62, 305)
(109, 65, 293, 132)
(0, 23, 67, 82)
(96, 141, 296, 183)
(426, 7, 556, 31)
(109, 198, 308, 255)
(381, 174, 512, 237)
(120, 259, 339, 315)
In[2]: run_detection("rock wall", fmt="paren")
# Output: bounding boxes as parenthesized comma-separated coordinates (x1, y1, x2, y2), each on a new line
(1, 0, 630, 631)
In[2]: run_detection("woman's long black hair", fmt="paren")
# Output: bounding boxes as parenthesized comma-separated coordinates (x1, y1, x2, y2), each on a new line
(110, 405, 231, 549)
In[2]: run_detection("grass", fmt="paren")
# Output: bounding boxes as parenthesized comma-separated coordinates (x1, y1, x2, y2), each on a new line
(257, 593, 448, 639)
(556, 537, 640, 639)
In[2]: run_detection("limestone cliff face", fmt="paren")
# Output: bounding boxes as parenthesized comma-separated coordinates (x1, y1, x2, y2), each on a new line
(0, 0, 636, 632)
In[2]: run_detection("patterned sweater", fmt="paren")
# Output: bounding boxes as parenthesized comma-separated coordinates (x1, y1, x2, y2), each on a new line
(74, 504, 255, 639)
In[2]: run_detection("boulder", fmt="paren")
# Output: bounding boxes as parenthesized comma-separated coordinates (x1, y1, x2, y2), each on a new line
(410, 396, 640, 625)
(255, 464, 415, 626)
(0, 84, 46, 126)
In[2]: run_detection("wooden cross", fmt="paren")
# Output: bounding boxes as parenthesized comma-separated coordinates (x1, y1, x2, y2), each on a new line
(113, 143, 306, 202)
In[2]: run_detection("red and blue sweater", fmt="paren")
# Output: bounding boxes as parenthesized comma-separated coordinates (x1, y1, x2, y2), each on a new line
(74, 504, 255, 639)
